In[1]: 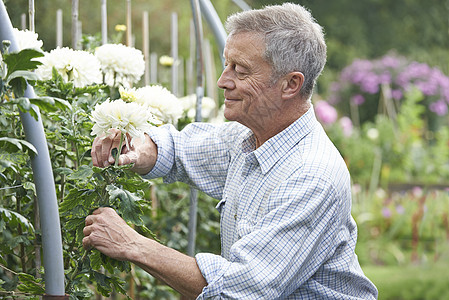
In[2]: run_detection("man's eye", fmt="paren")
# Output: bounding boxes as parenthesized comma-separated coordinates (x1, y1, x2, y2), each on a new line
(235, 66, 247, 76)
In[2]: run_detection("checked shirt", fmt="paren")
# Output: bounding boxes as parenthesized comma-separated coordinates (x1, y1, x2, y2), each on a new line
(145, 107, 378, 299)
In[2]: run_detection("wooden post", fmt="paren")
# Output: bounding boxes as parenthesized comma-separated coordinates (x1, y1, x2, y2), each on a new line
(28, 0, 34, 32)
(126, 0, 132, 46)
(71, 0, 79, 49)
(171, 12, 178, 96)
(101, 0, 107, 45)
(56, 9, 63, 48)
(77, 20, 82, 49)
(150, 52, 158, 83)
(20, 13, 26, 30)
(178, 57, 185, 96)
(143, 11, 150, 85)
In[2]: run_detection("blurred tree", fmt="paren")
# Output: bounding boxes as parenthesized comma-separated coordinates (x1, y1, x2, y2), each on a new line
(251, 0, 448, 71)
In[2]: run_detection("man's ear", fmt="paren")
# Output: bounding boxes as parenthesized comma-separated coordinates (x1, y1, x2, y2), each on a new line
(281, 72, 304, 100)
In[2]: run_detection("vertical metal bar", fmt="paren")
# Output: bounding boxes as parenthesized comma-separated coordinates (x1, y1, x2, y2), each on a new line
(56, 9, 63, 48)
(126, 0, 132, 46)
(28, 0, 35, 32)
(71, 0, 79, 49)
(143, 11, 150, 85)
(171, 12, 178, 96)
(187, 0, 204, 257)
(198, 0, 226, 64)
(150, 52, 157, 83)
(21, 13, 26, 30)
(0, 2, 65, 296)
(101, 0, 107, 45)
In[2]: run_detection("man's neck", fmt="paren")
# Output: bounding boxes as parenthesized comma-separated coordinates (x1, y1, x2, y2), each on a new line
(253, 102, 310, 148)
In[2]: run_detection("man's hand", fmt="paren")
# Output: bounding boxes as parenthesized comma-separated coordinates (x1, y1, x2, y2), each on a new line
(82, 207, 142, 261)
(91, 129, 158, 175)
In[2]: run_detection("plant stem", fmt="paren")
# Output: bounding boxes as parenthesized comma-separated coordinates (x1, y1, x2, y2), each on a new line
(114, 133, 125, 167)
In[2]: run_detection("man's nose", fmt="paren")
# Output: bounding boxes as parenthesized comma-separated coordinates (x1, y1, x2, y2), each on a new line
(217, 67, 235, 90)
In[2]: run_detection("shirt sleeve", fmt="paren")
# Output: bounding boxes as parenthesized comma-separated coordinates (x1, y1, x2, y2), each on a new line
(143, 122, 244, 200)
(195, 173, 350, 299)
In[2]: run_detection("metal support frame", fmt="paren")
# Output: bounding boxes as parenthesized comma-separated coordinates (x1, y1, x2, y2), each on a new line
(0, 1, 65, 296)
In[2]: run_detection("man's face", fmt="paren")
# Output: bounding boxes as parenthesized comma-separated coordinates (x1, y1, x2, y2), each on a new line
(218, 32, 282, 132)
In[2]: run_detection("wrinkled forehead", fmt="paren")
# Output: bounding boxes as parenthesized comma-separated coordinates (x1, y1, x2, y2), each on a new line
(223, 32, 266, 62)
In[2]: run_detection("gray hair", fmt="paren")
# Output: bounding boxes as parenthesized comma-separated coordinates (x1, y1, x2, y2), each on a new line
(225, 3, 327, 99)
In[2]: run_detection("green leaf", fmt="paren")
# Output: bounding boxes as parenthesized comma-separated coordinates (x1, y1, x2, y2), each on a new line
(64, 217, 85, 231)
(22, 181, 36, 196)
(106, 185, 143, 225)
(93, 271, 113, 297)
(54, 167, 73, 176)
(3, 48, 44, 77)
(10, 76, 27, 98)
(67, 165, 94, 181)
(29, 96, 72, 112)
(60, 188, 92, 213)
(0, 207, 34, 233)
(17, 272, 45, 295)
(0, 137, 38, 154)
(89, 250, 102, 270)
(7, 70, 40, 83)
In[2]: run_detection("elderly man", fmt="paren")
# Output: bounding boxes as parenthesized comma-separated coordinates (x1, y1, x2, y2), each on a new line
(83, 3, 378, 299)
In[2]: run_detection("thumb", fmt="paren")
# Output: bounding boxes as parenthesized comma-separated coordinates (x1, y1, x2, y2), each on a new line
(118, 152, 138, 166)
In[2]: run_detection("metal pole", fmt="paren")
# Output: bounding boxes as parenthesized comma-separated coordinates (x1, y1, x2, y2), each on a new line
(142, 11, 150, 85)
(56, 9, 63, 48)
(101, 0, 107, 45)
(232, 0, 251, 11)
(187, 0, 204, 257)
(71, 0, 79, 49)
(28, 0, 35, 32)
(126, 0, 132, 46)
(198, 0, 227, 63)
(170, 12, 179, 96)
(0, 1, 66, 296)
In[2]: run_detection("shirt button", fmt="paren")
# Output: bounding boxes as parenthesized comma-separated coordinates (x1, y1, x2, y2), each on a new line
(234, 214, 237, 220)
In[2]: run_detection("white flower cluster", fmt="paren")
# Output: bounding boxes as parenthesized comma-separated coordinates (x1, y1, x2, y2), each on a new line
(36, 47, 102, 88)
(120, 85, 183, 124)
(90, 99, 160, 149)
(12, 28, 43, 51)
(95, 44, 145, 88)
(179, 94, 217, 120)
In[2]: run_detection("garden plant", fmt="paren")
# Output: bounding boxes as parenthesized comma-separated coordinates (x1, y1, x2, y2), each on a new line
(1, 1, 449, 299)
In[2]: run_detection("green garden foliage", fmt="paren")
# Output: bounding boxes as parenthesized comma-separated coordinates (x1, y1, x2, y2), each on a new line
(1, 1, 449, 298)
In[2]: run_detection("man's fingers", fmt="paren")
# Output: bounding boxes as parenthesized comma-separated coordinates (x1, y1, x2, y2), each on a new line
(91, 130, 122, 167)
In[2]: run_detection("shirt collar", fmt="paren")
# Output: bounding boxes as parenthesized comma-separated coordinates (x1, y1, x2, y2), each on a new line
(241, 106, 318, 174)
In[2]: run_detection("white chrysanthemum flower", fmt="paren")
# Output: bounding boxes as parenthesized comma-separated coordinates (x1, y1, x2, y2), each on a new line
(180, 94, 217, 120)
(91, 99, 159, 149)
(119, 86, 138, 103)
(123, 85, 183, 124)
(95, 44, 145, 88)
(13, 28, 43, 50)
(35, 47, 102, 88)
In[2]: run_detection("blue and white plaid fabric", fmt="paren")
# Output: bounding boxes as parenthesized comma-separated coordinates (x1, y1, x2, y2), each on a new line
(145, 107, 378, 299)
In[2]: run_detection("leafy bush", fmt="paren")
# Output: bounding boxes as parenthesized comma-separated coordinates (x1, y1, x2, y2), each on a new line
(0, 41, 220, 298)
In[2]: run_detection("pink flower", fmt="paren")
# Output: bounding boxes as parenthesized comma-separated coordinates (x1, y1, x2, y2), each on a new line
(351, 94, 365, 105)
(315, 100, 338, 125)
(382, 207, 392, 219)
(339, 117, 353, 136)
